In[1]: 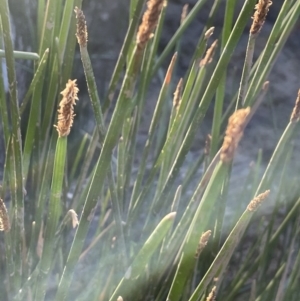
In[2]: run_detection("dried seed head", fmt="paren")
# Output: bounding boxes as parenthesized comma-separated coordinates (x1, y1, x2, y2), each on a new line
(200, 39, 218, 67)
(195, 230, 211, 258)
(55, 79, 79, 137)
(165, 52, 177, 85)
(74, 7, 88, 47)
(136, 0, 165, 51)
(180, 4, 189, 25)
(221, 108, 250, 163)
(36, 222, 44, 258)
(0, 198, 10, 232)
(247, 190, 270, 212)
(68, 209, 79, 228)
(262, 81, 269, 91)
(204, 27, 215, 40)
(250, 0, 272, 35)
(173, 78, 183, 110)
(290, 89, 300, 123)
(206, 286, 217, 301)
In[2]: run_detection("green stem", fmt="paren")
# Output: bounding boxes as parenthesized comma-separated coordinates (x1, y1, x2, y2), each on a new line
(34, 136, 67, 301)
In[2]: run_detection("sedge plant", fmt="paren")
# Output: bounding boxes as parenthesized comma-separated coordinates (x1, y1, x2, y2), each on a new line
(0, 0, 300, 301)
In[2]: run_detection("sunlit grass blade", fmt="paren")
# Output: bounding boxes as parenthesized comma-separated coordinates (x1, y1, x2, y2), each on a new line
(108, 212, 176, 301)
(22, 48, 49, 182)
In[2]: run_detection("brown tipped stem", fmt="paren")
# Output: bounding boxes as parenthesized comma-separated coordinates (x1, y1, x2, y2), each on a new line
(290, 89, 300, 123)
(165, 52, 177, 85)
(173, 78, 183, 110)
(180, 4, 189, 25)
(200, 39, 218, 67)
(237, 0, 272, 107)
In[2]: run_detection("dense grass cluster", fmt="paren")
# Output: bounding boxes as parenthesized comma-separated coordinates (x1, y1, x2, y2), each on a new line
(0, 0, 300, 300)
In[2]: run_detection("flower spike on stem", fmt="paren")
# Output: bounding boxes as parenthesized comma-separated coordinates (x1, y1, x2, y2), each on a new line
(221, 107, 250, 163)
(54, 79, 79, 138)
(0, 198, 10, 232)
(136, 0, 165, 51)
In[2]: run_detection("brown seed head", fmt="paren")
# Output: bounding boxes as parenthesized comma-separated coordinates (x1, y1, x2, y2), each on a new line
(68, 209, 79, 228)
(200, 39, 218, 67)
(74, 7, 88, 47)
(250, 0, 272, 35)
(55, 79, 79, 137)
(247, 190, 270, 212)
(262, 81, 269, 91)
(206, 286, 217, 301)
(0, 198, 10, 232)
(290, 89, 300, 123)
(221, 108, 250, 163)
(195, 230, 211, 258)
(137, 0, 165, 51)
(165, 53, 177, 85)
(204, 27, 215, 40)
(180, 4, 189, 25)
(173, 78, 183, 110)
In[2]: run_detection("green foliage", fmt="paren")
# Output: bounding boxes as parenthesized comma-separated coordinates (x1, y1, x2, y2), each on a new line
(0, 0, 300, 300)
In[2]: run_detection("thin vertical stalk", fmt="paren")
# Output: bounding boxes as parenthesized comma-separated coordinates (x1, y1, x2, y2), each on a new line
(22, 49, 49, 182)
(75, 6, 127, 267)
(34, 137, 67, 301)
